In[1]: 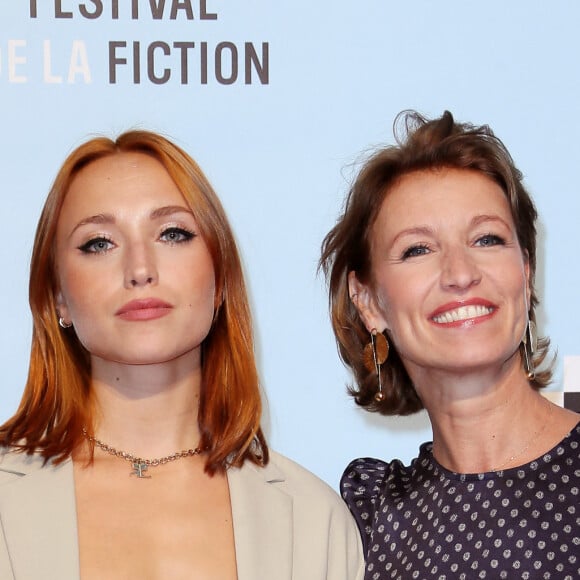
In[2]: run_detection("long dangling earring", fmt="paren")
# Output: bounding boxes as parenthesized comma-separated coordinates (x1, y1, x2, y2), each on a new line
(522, 319, 537, 379)
(363, 328, 389, 402)
(58, 317, 72, 329)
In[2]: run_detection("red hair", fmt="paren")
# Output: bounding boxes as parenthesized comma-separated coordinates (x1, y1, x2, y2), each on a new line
(0, 131, 268, 474)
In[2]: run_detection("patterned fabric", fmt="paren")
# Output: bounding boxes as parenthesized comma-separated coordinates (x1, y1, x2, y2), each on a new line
(342, 422, 580, 579)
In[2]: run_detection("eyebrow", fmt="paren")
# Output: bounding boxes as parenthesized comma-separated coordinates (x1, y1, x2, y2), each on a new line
(470, 214, 512, 229)
(149, 205, 194, 220)
(71, 213, 115, 236)
(391, 226, 433, 246)
(69, 205, 194, 238)
(390, 214, 512, 246)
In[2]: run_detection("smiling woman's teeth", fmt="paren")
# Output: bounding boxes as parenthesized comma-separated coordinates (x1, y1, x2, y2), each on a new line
(433, 305, 493, 323)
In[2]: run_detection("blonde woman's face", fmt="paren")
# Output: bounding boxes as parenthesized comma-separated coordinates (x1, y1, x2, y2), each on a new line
(55, 152, 216, 370)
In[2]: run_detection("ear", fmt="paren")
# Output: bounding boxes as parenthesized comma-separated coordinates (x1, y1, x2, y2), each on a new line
(348, 271, 389, 333)
(56, 289, 71, 326)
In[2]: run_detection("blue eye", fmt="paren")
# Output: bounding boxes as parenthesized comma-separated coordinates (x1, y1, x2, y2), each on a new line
(78, 237, 114, 254)
(476, 234, 505, 247)
(401, 244, 430, 260)
(160, 227, 195, 244)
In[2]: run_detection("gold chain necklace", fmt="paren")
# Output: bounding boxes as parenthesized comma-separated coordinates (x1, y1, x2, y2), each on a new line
(490, 400, 553, 472)
(82, 428, 203, 479)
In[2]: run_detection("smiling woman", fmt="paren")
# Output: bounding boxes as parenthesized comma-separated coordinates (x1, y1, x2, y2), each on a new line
(358, 168, 531, 383)
(0, 131, 364, 580)
(321, 111, 580, 579)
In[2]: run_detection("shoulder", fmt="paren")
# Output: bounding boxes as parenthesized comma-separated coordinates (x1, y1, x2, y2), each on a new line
(341, 455, 407, 501)
(340, 446, 432, 517)
(231, 450, 365, 579)
(232, 449, 352, 511)
(559, 419, 580, 459)
(0, 446, 46, 484)
(570, 419, 580, 441)
(266, 451, 365, 579)
(339, 453, 425, 557)
(262, 450, 354, 514)
(267, 451, 337, 490)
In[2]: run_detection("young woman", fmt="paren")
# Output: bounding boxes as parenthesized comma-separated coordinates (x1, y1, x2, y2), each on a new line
(0, 131, 364, 580)
(321, 111, 580, 579)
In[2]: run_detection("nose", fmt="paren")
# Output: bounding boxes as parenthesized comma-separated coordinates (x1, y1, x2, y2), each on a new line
(440, 247, 481, 291)
(123, 242, 158, 289)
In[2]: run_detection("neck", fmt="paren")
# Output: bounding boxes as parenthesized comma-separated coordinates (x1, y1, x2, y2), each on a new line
(410, 358, 551, 473)
(87, 354, 202, 458)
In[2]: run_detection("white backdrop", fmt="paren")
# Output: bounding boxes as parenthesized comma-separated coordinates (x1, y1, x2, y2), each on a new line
(1, 1, 579, 487)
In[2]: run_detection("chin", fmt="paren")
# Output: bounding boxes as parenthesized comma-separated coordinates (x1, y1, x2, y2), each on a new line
(89, 348, 175, 366)
(447, 354, 519, 375)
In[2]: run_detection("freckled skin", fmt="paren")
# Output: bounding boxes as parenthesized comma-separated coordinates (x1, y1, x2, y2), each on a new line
(58, 152, 237, 579)
(55, 152, 216, 370)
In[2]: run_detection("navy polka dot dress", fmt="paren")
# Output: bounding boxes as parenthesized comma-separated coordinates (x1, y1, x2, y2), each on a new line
(342, 422, 580, 579)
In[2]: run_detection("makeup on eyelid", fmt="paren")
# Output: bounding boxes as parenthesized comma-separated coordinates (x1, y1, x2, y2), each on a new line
(359, 168, 529, 377)
(55, 151, 216, 367)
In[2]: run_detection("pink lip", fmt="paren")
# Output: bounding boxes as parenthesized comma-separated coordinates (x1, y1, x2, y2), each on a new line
(116, 298, 173, 321)
(429, 298, 497, 328)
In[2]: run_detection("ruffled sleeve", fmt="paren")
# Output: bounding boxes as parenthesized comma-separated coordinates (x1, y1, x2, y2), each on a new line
(340, 457, 391, 555)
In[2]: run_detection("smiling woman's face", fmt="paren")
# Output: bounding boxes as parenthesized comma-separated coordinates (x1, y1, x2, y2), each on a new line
(350, 167, 530, 382)
(55, 152, 216, 369)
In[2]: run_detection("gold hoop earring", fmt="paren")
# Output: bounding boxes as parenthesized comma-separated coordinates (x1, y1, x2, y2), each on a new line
(363, 329, 389, 402)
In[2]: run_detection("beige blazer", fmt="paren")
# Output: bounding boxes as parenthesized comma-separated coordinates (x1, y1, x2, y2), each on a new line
(0, 449, 364, 579)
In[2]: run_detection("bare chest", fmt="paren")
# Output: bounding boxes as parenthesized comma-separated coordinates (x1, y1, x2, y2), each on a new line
(74, 459, 237, 580)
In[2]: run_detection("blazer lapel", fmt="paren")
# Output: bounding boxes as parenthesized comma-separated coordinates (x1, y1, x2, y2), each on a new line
(228, 459, 293, 580)
(0, 457, 79, 580)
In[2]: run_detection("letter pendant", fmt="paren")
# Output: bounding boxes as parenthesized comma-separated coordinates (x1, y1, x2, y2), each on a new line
(131, 461, 151, 478)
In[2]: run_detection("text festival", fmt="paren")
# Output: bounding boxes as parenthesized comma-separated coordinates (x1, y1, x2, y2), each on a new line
(1, 1, 269, 85)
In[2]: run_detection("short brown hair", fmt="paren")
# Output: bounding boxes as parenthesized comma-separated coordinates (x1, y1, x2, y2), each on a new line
(320, 110, 551, 415)
(0, 130, 268, 473)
